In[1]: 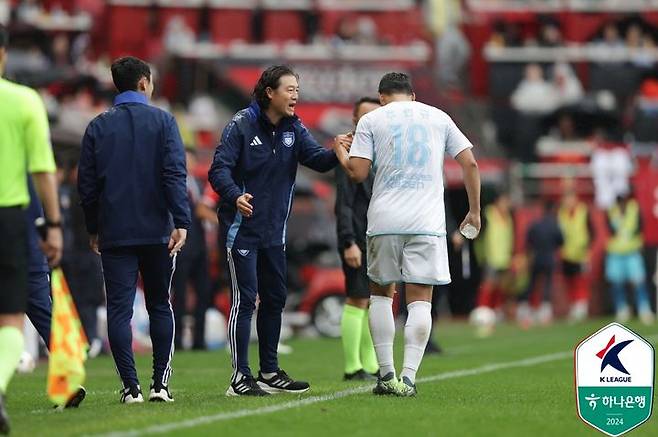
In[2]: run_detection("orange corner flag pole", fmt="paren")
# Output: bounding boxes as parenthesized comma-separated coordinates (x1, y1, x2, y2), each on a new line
(47, 267, 88, 406)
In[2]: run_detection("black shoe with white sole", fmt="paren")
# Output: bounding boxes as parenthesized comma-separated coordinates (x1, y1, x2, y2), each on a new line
(149, 384, 174, 402)
(120, 385, 144, 404)
(257, 369, 310, 394)
(64, 387, 87, 408)
(0, 393, 9, 435)
(226, 375, 269, 397)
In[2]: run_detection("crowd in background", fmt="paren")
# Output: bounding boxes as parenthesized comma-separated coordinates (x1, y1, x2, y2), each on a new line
(2, 0, 657, 356)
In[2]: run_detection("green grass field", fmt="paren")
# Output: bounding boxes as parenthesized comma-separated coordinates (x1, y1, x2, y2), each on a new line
(5, 319, 657, 437)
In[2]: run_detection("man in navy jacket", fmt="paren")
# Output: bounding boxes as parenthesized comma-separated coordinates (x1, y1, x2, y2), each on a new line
(78, 56, 190, 404)
(209, 65, 338, 396)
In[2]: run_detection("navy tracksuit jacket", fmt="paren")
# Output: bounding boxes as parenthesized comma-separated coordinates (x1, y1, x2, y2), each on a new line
(78, 91, 190, 389)
(208, 101, 337, 377)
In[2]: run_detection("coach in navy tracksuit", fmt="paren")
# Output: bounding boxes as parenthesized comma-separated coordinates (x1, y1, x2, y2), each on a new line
(209, 65, 339, 396)
(78, 57, 190, 404)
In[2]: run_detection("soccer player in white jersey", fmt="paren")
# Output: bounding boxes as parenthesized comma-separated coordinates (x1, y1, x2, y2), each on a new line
(333, 72, 481, 396)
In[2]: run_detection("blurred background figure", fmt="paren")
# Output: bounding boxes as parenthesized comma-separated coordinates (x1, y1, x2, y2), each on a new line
(471, 191, 514, 336)
(60, 164, 104, 357)
(516, 200, 563, 328)
(171, 148, 211, 350)
(605, 193, 655, 325)
(558, 184, 594, 323)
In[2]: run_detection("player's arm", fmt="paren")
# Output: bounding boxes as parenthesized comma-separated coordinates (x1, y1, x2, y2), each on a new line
(455, 148, 481, 233)
(25, 89, 62, 265)
(335, 117, 372, 183)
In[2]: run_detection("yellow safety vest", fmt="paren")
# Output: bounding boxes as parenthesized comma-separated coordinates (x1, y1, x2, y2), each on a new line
(607, 200, 643, 255)
(483, 205, 514, 269)
(558, 203, 589, 263)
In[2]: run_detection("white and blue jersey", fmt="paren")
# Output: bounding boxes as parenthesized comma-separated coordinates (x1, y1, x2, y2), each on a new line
(349, 101, 473, 237)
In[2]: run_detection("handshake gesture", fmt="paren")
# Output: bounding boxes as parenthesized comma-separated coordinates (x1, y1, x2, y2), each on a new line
(333, 132, 353, 167)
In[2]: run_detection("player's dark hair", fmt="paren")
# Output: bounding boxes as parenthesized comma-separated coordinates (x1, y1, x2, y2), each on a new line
(110, 56, 151, 93)
(0, 24, 8, 49)
(378, 72, 413, 95)
(353, 96, 380, 117)
(253, 65, 299, 110)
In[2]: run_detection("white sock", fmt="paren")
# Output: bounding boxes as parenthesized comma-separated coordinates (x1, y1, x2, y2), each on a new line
(400, 301, 432, 384)
(261, 372, 277, 380)
(369, 295, 396, 378)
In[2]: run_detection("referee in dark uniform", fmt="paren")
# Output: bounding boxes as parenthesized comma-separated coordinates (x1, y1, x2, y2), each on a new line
(78, 56, 190, 404)
(0, 24, 62, 433)
(335, 97, 380, 381)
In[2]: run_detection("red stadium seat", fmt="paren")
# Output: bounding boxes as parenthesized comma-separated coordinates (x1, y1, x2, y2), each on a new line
(263, 10, 304, 42)
(210, 8, 252, 43)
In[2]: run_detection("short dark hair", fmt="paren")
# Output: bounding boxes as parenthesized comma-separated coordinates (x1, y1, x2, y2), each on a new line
(353, 96, 380, 117)
(110, 56, 151, 93)
(252, 65, 298, 109)
(0, 24, 8, 49)
(378, 72, 413, 95)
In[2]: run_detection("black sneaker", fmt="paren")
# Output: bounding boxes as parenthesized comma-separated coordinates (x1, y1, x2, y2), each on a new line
(257, 369, 310, 394)
(0, 393, 9, 436)
(120, 385, 144, 404)
(226, 375, 269, 397)
(64, 386, 86, 408)
(149, 383, 174, 402)
(344, 369, 378, 381)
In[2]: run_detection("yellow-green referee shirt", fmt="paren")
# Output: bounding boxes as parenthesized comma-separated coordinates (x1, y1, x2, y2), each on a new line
(0, 77, 56, 207)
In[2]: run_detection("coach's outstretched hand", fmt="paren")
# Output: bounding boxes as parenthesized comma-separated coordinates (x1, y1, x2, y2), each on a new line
(168, 228, 187, 256)
(236, 193, 254, 217)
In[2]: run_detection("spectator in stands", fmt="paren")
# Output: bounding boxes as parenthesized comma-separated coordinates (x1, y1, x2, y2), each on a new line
(597, 22, 624, 49)
(163, 16, 195, 54)
(590, 139, 633, 209)
(487, 20, 522, 48)
(558, 184, 594, 323)
(472, 191, 514, 337)
(511, 64, 558, 115)
(537, 17, 562, 48)
(516, 200, 563, 328)
(605, 192, 655, 325)
(552, 62, 583, 107)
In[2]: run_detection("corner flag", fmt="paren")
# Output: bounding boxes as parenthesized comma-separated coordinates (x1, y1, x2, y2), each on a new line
(47, 268, 88, 406)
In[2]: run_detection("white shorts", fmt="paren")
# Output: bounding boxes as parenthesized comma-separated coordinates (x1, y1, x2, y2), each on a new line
(366, 234, 451, 286)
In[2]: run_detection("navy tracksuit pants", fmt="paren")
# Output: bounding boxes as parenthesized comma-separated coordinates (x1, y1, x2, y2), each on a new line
(27, 271, 52, 349)
(101, 244, 175, 388)
(226, 245, 287, 379)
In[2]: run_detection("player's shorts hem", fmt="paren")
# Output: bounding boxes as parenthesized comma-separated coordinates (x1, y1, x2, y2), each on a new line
(402, 276, 452, 286)
(368, 231, 446, 237)
(367, 275, 400, 286)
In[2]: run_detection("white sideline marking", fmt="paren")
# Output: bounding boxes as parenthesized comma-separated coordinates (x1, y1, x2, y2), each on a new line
(91, 333, 658, 437)
(91, 351, 570, 437)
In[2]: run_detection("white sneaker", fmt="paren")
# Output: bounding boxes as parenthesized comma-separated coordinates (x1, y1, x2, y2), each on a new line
(120, 386, 144, 404)
(568, 301, 588, 323)
(149, 384, 174, 402)
(516, 302, 533, 329)
(639, 310, 655, 326)
(537, 303, 553, 326)
(616, 307, 631, 324)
